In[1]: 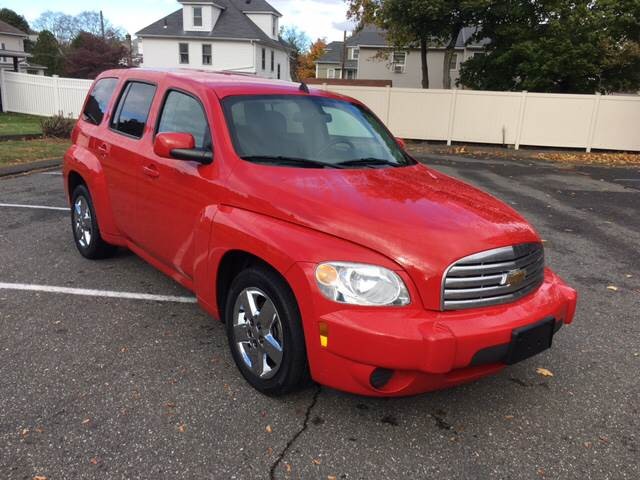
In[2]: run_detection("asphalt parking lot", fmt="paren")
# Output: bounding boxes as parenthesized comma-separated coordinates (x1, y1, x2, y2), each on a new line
(1, 154, 639, 480)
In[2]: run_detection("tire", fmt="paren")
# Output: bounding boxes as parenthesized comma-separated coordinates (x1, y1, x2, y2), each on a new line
(70, 184, 117, 260)
(225, 266, 310, 396)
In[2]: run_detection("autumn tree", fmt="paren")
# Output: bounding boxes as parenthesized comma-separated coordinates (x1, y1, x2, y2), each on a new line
(64, 32, 126, 79)
(280, 25, 312, 81)
(297, 39, 327, 80)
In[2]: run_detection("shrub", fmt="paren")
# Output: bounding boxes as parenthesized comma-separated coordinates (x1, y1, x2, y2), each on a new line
(41, 114, 76, 139)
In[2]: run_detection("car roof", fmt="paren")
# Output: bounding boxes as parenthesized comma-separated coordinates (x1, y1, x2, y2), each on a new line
(98, 68, 343, 100)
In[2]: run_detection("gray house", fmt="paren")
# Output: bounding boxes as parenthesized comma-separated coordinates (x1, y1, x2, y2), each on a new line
(0, 20, 46, 75)
(315, 25, 487, 89)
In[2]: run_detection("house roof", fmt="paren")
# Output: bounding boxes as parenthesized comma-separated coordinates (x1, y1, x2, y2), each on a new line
(136, 0, 285, 50)
(238, 0, 282, 17)
(315, 41, 357, 68)
(0, 19, 28, 37)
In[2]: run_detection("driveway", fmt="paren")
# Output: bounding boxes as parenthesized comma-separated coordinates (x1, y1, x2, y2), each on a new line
(0, 154, 638, 479)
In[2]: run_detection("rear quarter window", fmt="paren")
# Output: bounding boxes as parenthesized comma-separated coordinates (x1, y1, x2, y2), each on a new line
(110, 81, 157, 139)
(82, 77, 118, 125)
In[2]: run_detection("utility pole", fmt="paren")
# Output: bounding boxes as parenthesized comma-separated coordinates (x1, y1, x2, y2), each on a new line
(126, 34, 133, 67)
(341, 30, 347, 80)
(100, 10, 105, 39)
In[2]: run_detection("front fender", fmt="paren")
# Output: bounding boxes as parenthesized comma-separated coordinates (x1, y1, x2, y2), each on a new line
(63, 145, 123, 243)
(200, 205, 404, 319)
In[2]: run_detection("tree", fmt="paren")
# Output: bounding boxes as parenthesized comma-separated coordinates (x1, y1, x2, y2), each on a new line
(34, 10, 125, 45)
(64, 32, 127, 79)
(458, 0, 640, 93)
(297, 39, 327, 79)
(280, 25, 312, 81)
(0, 8, 30, 34)
(346, 0, 487, 89)
(31, 30, 64, 75)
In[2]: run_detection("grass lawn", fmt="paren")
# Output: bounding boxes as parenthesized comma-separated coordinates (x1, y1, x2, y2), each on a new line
(0, 113, 44, 136)
(0, 138, 69, 166)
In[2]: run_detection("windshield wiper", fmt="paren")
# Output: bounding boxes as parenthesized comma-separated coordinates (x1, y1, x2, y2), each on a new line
(241, 155, 345, 169)
(336, 158, 400, 168)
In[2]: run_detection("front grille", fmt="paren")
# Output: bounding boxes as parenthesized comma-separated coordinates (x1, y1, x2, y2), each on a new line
(442, 243, 545, 310)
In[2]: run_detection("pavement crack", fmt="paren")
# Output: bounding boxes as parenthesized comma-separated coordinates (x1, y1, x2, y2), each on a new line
(269, 385, 321, 480)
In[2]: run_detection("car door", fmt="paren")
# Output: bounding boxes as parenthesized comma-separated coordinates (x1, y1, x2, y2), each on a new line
(135, 88, 214, 280)
(100, 80, 157, 241)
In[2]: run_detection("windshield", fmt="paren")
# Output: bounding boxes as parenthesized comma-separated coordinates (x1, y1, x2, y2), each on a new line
(221, 95, 414, 168)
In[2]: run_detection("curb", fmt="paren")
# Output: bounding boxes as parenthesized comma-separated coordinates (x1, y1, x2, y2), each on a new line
(0, 158, 62, 178)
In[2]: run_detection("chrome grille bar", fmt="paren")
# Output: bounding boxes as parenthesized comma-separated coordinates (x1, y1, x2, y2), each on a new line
(442, 243, 545, 311)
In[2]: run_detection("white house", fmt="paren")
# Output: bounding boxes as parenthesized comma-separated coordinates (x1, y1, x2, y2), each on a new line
(0, 20, 46, 75)
(136, 0, 292, 81)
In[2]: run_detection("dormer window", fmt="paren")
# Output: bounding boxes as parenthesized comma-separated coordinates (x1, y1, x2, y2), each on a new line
(193, 7, 203, 27)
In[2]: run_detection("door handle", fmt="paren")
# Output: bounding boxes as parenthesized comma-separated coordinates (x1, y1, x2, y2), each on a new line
(97, 143, 109, 155)
(143, 164, 160, 178)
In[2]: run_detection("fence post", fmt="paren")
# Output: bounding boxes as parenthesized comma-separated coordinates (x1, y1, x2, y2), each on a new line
(514, 90, 528, 150)
(385, 85, 392, 124)
(585, 92, 602, 153)
(446, 89, 458, 146)
(0, 69, 7, 113)
(52, 74, 61, 116)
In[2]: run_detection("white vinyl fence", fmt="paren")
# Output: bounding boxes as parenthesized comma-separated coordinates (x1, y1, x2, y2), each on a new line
(0, 70, 92, 118)
(1, 70, 638, 152)
(320, 84, 640, 152)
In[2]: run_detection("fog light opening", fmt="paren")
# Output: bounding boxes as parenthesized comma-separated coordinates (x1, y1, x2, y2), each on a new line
(370, 367, 394, 390)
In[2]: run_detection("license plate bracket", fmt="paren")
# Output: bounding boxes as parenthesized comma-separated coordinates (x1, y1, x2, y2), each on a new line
(505, 317, 555, 365)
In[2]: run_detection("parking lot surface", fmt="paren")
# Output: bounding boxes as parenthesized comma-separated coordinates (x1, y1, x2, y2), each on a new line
(1, 155, 638, 479)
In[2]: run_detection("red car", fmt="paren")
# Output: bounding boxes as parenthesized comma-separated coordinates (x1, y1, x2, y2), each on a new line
(63, 69, 577, 397)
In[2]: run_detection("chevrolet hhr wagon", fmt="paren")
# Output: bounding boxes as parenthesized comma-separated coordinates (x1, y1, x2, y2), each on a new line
(63, 69, 577, 396)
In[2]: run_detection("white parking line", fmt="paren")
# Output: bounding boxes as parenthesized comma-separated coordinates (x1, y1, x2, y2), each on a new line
(0, 283, 197, 303)
(0, 203, 69, 211)
(40, 172, 62, 176)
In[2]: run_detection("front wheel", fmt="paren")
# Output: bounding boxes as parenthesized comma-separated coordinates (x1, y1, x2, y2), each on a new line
(225, 266, 310, 395)
(71, 184, 117, 260)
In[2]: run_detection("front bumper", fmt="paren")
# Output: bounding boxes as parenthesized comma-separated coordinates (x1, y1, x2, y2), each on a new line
(288, 265, 577, 397)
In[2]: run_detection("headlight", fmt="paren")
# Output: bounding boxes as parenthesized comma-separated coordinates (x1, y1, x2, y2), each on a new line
(315, 262, 410, 306)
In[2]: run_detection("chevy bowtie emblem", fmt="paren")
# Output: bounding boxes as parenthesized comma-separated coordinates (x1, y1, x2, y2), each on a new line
(502, 268, 527, 286)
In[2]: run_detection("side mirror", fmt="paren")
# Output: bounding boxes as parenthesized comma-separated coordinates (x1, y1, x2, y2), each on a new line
(395, 137, 406, 150)
(154, 132, 212, 164)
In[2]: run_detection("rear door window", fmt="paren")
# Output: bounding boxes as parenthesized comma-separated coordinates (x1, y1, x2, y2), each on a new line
(82, 77, 118, 125)
(110, 81, 157, 139)
(157, 90, 211, 149)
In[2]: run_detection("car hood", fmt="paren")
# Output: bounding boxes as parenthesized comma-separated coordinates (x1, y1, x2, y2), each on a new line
(228, 163, 540, 309)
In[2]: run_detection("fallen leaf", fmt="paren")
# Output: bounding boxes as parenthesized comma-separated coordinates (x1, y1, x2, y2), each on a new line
(313, 459, 321, 465)
(504, 415, 514, 420)
(328, 476, 337, 480)
(606, 285, 619, 291)
(583, 441, 592, 449)
(20, 428, 29, 437)
(265, 425, 272, 433)
(536, 367, 554, 377)
(35, 427, 45, 433)
(178, 424, 186, 433)
(120, 347, 128, 353)
(625, 274, 633, 278)
(164, 402, 176, 408)
(33, 476, 47, 480)
(285, 463, 292, 473)
(90, 457, 99, 465)
(81, 418, 91, 425)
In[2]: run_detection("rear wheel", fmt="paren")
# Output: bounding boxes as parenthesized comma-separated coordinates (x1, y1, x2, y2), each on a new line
(225, 266, 310, 395)
(71, 184, 117, 259)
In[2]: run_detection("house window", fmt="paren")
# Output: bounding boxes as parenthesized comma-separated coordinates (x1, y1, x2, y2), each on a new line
(193, 7, 203, 27)
(271, 50, 274, 71)
(272, 17, 277, 37)
(350, 47, 359, 60)
(327, 68, 335, 79)
(202, 44, 212, 65)
(179, 43, 189, 64)
(449, 53, 458, 70)
(277, 64, 281, 79)
(261, 48, 266, 69)
(392, 51, 406, 73)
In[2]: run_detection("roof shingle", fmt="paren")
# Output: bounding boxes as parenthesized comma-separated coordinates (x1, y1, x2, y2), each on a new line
(0, 19, 28, 37)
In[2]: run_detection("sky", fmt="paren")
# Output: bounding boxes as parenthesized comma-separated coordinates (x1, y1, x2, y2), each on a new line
(5, 0, 356, 43)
